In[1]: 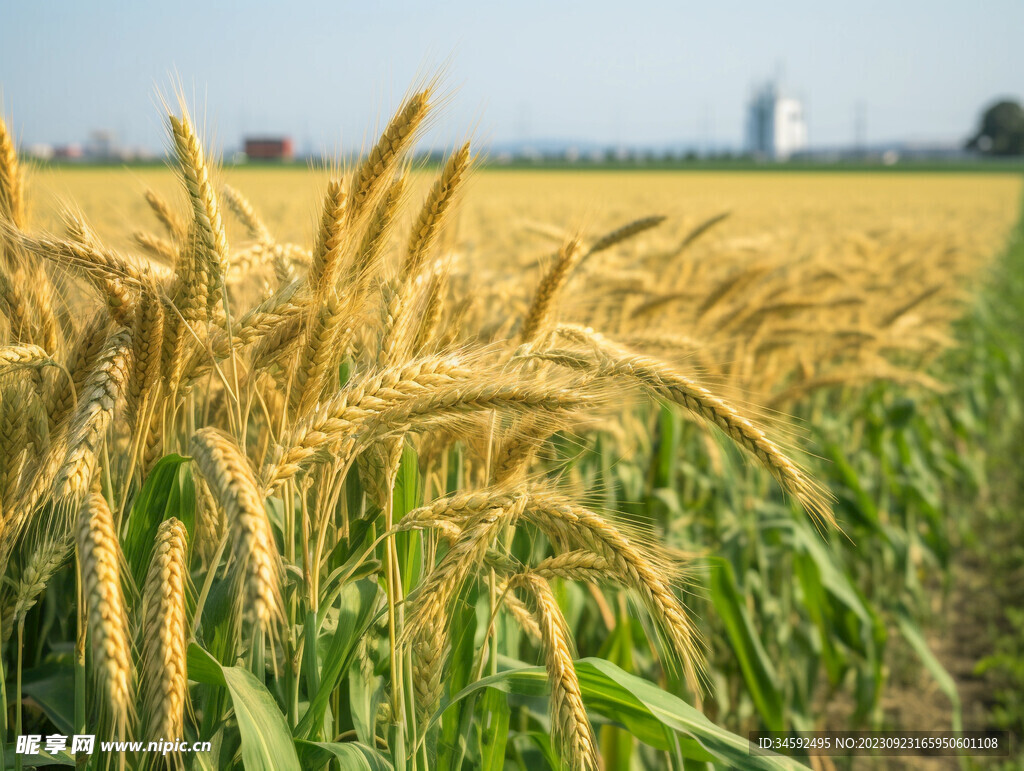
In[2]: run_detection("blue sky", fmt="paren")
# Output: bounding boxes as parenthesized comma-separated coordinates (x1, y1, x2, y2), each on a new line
(1, 0, 1021, 153)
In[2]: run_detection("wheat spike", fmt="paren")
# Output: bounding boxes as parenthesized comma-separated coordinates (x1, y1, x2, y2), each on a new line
(307, 180, 347, 296)
(351, 88, 431, 215)
(222, 184, 273, 245)
(290, 291, 348, 419)
(194, 474, 226, 565)
(667, 210, 731, 259)
(77, 487, 134, 737)
(132, 230, 178, 263)
(585, 215, 665, 259)
(190, 428, 282, 630)
(170, 114, 229, 315)
(4, 227, 159, 290)
(0, 266, 36, 343)
(532, 550, 613, 582)
(46, 311, 108, 430)
(349, 171, 406, 297)
(127, 291, 164, 472)
(54, 328, 134, 505)
(410, 494, 527, 721)
(498, 580, 543, 642)
(142, 517, 189, 745)
(410, 260, 450, 355)
(548, 326, 834, 528)
(267, 368, 594, 490)
(0, 115, 24, 227)
(522, 488, 702, 689)
(0, 343, 51, 376)
(520, 236, 583, 343)
(405, 484, 703, 690)
(403, 142, 471, 280)
(0, 385, 28, 516)
(513, 573, 599, 771)
(144, 189, 185, 240)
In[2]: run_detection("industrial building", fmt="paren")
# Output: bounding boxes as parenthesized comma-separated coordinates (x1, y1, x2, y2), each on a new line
(746, 81, 807, 160)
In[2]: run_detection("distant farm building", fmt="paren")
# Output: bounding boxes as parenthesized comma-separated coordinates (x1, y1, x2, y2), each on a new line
(746, 81, 807, 160)
(53, 143, 84, 160)
(243, 137, 294, 161)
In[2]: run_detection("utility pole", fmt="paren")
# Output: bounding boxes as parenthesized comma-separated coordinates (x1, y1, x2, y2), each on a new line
(854, 101, 866, 157)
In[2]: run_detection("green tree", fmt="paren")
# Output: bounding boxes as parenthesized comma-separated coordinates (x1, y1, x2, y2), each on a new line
(967, 99, 1024, 156)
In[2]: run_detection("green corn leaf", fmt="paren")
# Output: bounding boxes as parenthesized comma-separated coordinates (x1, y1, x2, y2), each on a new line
(19, 662, 75, 736)
(393, 442, 422, 596)
(186, 644, 301, 771)
(438, 588, 480, 769)
(122, 453, 193, 590)
(1, 748, 75, 767)
(896, 612, 962, 732)
(296, 578, 381, 739)
(478, 687, 511, 770)
(440, 658, 808, 769)
(709, 559, 786, 732)
(294, 740, 393, 770)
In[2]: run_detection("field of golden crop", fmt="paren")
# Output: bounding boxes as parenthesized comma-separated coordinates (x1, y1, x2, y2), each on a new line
(3, 91, 1023, 771)
(27, 166, 1022, 261)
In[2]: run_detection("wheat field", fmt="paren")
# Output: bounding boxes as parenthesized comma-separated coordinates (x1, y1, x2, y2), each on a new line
(1, 89, 1022, 771)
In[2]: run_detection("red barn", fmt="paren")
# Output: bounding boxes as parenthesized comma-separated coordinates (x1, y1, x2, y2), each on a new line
(244, 137, 294, 161)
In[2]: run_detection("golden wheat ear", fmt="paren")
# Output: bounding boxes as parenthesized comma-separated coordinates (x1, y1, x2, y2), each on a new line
(144, 188, 186, 240)
(0, 114, 25, 228)
(520, 488, 705, 692)
(77, 487, 134, 739)
(222, 184, 273, 245)
(582, 214, 666, 263)
(403, 141, 472, 281)
(189, 427, 283, 633)
(548, 326, 836, 530)
(141, 517, 189, 747)
(307, 179, 347, 296)
(54, 327, 135, 506)
(350, 88, 432, 216)
(169, 111, 229, 319)
(512, 572, 600, 771)
(520, 236, 584, 344)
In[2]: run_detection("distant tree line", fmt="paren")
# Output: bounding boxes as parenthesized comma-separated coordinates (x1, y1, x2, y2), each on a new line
(967, 99, 1024, 156)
